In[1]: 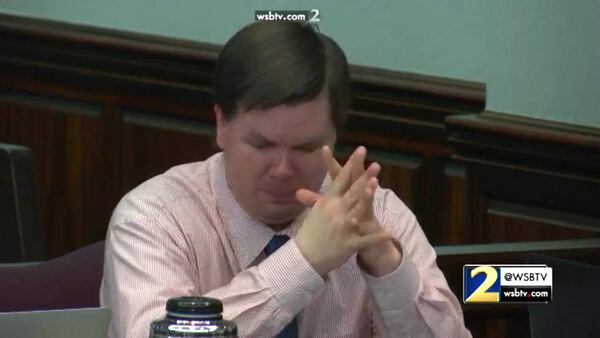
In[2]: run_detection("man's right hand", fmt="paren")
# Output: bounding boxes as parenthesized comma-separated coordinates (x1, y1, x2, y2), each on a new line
(294, 149, 390, 276)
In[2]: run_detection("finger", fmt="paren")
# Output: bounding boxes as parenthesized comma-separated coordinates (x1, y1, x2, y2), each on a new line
(342, 161, 380, 211)
(346, 182, 376, 233)
(347, 176, 377, 217)
(350, 146, 367, 183)
(350, 230, 390, 250)
(343, 177, 368, 212)
(324, 146, 367, 180)
(365, 161, 381, 178)
(322, 145, 342, 179)
(329, 161, 352, 197)
(363, 177, 378, 217)
(295, 189, 322, 207)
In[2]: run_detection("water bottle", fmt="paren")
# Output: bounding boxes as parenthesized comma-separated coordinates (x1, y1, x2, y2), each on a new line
(149, 296, 237, 338)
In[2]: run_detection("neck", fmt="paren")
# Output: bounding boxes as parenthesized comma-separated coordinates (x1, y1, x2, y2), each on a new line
(267, 221, 292, 232)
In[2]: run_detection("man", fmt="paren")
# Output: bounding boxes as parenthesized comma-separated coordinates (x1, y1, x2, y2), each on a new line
(100, 21, 470, 337)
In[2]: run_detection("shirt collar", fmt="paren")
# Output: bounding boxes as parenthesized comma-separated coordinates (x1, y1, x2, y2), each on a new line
(212, 153, 331, 269)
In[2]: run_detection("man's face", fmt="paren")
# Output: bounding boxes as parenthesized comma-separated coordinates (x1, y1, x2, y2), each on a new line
(215, 90, 336, 228)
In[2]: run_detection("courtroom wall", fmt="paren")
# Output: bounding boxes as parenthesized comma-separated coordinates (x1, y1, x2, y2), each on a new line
(0, 0, 599, 126)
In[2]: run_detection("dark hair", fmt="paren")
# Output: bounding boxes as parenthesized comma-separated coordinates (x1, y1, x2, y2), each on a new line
(213, 21, 350, 130)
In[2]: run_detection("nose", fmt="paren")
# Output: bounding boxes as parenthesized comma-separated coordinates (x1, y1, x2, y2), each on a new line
(268, 151, 294, 179)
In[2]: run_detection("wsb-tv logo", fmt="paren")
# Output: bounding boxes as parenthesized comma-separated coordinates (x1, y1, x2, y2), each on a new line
(463, 265, 553, 303)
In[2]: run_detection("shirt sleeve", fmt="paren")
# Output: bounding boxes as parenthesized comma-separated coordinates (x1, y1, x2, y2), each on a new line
(100, 211, 325, 338)
(100, 214, 199, 338)
(363, 188, 472, 338)
(205, 238, 325, 337)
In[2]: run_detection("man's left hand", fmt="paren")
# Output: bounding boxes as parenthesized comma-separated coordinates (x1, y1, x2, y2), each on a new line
(296, 146, 402, 277)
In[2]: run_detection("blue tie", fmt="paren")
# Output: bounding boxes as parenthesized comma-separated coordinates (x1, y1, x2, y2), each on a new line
(264, 235, 298, 338)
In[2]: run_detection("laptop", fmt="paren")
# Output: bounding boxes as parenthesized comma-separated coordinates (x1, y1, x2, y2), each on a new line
(0, 307, 110, 338)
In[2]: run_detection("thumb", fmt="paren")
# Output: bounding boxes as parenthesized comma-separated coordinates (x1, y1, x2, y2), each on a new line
(296, 189, 321, 207)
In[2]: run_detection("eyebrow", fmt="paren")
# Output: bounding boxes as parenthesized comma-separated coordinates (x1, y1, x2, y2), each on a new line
(246, 130, 325, 149)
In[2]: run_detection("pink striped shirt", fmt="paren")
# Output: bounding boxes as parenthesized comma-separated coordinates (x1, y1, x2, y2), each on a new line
(100, 153, 470, 338)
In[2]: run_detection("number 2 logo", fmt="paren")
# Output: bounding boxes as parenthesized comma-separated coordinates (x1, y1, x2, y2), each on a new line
(309, 9, 320, 23)
(466, 266, 500, 303)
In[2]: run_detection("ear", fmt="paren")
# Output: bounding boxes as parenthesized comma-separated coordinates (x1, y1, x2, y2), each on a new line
(215, 105, 228, 150)
(328, 125, 337, 149)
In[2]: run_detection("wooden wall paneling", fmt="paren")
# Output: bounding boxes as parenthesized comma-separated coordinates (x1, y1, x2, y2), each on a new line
(413, 156, 446, 244)
(448, 112, 600, 244)
(333, 145, 420, 206)
(440, 161, 468, 245)
(336, 151, 473, 245)
(464, 162, 500, 244)
(337, 66, 485, 243)
(10, 10, 600, 336)
(366, 149, 421, 210)
(485, 200, 600, 242)
(0, 12, 217, 123)
(120, 109, 219, 194)
(0, 12, 487, 257)
(334, 146, 470, 246)
(101, 104, 124, 222)
(333, 143, 469, 245)
(446, 112, 600, 177)
(0, 13, 219, 257)
(343, 67, 485, 245)
(463, 307, 528, 338)
(350, 64, 486, 134)
(467, 166, 600, 243)
(476, 163, 600, 220)
(0, 90, 111, 257)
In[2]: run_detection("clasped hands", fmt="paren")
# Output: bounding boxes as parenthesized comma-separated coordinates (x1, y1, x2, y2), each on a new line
(294, 146, 402, 277)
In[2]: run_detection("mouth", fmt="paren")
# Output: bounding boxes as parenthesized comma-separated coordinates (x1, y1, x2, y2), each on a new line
(261, 189, 297, 203)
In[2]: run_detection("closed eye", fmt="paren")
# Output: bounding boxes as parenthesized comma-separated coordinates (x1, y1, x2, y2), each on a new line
(294, 144, 320, 153)
(250, 141, 273, 150)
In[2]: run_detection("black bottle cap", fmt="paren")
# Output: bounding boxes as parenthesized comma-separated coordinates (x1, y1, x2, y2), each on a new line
(166, 297, 223, 315)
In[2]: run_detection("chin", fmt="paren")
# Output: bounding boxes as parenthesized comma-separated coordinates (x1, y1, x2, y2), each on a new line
(258, 205, 303, 226)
